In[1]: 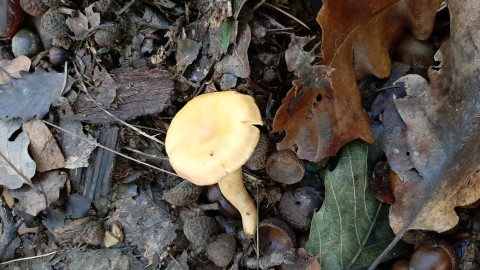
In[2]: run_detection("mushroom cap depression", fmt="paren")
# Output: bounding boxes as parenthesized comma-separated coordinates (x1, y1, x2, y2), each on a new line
(165, 91, 262, 186)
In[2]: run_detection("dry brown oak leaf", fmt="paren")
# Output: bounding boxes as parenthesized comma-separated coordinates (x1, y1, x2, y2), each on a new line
(381, 0, 480, 234)
(273, 0, 443, 162)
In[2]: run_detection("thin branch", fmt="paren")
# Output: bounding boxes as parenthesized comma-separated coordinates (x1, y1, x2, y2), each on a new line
(42, 120, 179, 177)
(263, 3, 310, 30)
(0, 251, 57, 265)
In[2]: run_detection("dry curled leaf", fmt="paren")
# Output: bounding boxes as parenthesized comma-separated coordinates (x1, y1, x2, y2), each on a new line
(0, 119, 35, 189)
(7, 170, 66, 216)
(22, 118, 65, 173)
(0, 55, 31, 84)
(109, 192, 177, 264)
(0, 68, 73, 122)
(380, 0, 480, 234)
(273, 0, 443, 162)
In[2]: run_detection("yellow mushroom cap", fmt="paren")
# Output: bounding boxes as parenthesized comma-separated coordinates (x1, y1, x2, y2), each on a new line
(165, 91, 263, 186)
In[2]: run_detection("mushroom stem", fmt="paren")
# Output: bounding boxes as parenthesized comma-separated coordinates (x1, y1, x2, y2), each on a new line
(218, 169, 257, 237)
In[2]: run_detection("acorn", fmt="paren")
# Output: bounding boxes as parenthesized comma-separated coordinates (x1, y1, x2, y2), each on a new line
(178, 206, 205, 223)
(206, 233, 236, 267)
(246, 133, 273, 171)
(183, 216, 219, 246)
(11, 28, 43, 57)
(162, 180, 202, 207)
(41, 9, 70, 38)
(258, 218, 296, 256)
(410, 244, 454, 270)
(279, 187, 323, 231)
(20, 0, 49, 17)
(94, 24, 122, 48)
(391, 259, 410, 270)
(266, 149, 305, 184)
(396, 35, 434, 79)
(49, 46, 71, 67)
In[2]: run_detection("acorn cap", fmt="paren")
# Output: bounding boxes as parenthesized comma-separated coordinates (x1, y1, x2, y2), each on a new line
(94, 24, 122, 47)
(207, 233, 236, 267)
(266, 149, 305, 184)
(246, 133, 273, 170)
(76, 220, 105, 246)
(179, 206, 205, 222)
(20, 0, 49, 17)
(165, 91, 262, 186)
(162, 180, 202, 207)
(258, 218, 296, 256)
(183, 216, 219, 246)
(41, 9, 70, 38)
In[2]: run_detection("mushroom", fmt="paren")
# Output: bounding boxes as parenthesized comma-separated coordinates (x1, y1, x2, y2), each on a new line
(165, 91, 262, 237)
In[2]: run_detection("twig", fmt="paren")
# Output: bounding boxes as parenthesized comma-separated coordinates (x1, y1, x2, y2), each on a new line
(0, 198, 23, 260)
(263, 3, 310, 30)
(72, 62, 166, 146)
(115, 0, 135, 16)
(42, 120, 179, 177)
(252, 0, 267, 11)
(0, 251, 57, 265)
(375, 85, 400, 92)
(123, 146, 169, 160)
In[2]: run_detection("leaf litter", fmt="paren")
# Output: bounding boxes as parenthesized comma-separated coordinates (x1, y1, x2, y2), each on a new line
(0, 118, 36, 189)
(377, 0, 480, 243)
(0, 67, 73, 122)
(0, 0, 478, 268)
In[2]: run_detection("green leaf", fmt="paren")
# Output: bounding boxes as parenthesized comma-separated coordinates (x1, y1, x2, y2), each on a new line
(220, 20, 234, 54)
(305, 142, 402, 269)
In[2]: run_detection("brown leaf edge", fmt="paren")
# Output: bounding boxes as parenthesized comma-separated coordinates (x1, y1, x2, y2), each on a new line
(273, 0, 443, 162)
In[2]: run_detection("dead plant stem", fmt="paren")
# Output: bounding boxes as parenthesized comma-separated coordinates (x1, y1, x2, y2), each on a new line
(42, 120, 179, 177)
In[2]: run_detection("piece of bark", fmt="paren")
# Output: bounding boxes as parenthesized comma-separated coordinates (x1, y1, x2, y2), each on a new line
(70, 125, 119, 200)
(74, 67, 173, 123)
(0, 198, 23, 260)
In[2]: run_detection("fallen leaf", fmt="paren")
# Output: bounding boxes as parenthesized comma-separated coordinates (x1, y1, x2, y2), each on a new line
(109, 192, 177, 264)
(381, 0, 480, 233)
(306, 142, 403, 268)
(0, 119, 35, 189)
(0, 55, 31, 84)
(273, 0, 443, 162)
(92, 67, 119, 107)
(164, 251, 189, 270)
(66, 11, 89, 39)
(215, 23, 251, 78)
(7, 170, 66, 216)
(58, 101, 97, 169)
(85, 3, 101, 28)
(0, 68, 73, 122)
(175, 38, 201, 73)
(22, 118, 65, 173)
